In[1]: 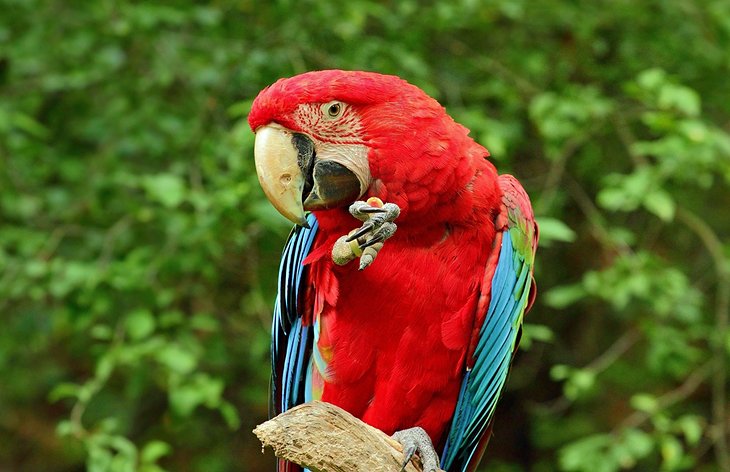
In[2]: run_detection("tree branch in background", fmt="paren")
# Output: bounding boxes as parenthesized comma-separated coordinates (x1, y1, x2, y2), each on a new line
(253, 401, 427, 472)
(676, 207, 730, 471)
(616, 361, 713, 433)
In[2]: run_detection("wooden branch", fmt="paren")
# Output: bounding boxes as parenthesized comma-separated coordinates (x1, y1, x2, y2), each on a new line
(253, 401, 423, 472)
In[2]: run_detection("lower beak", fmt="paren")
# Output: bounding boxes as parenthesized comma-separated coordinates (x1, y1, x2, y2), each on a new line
(253, 124, 366, 226)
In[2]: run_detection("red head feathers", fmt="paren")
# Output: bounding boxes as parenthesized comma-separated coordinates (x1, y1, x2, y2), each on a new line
(249, 70, 498, 226)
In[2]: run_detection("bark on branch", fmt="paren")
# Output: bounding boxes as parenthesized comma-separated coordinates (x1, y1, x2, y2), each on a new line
(253, 401, 424, 472)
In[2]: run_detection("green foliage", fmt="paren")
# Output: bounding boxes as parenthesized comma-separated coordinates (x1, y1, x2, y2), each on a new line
(2, 0, 729, 471)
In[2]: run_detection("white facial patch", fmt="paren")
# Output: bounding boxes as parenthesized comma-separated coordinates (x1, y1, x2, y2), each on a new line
(316, 142, 371, 195)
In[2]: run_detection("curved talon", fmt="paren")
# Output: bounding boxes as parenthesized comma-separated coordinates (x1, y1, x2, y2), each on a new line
(346, 221, 375, 242)
(393, 427, 443, 472)
(360, 222, 397, 249)
(360, 234, 385, 249)
(399, 444, 417, 472)
(358, 206, 387, 213)
(349, 201, 377, 221)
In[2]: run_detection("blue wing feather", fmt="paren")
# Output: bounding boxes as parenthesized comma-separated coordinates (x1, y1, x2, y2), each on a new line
(441, 210, 536, 471)
(271, 214, 319, 417)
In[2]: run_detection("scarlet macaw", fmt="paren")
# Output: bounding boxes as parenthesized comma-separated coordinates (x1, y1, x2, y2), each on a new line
(249, 70, 538, 472)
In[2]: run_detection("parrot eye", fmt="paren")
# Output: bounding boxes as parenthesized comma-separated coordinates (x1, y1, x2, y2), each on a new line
(322, 101, 344, 119)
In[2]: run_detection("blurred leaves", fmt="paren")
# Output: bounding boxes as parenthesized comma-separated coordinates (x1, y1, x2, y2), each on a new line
(559, 428, 655, 472)
(535, 217, 577, 246)
(1, 0, 729, 471)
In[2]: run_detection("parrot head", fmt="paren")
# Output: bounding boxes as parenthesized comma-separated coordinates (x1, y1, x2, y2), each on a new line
(248, 70, 490, 227)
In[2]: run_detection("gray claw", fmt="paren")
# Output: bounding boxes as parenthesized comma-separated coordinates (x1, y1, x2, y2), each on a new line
(331, 200, 400, 269)
(400, 444, 417, 471)
(349, 201, 400, 222)
(349, 201, 377, 222)
(346, 221, 375, 242)
(361, 222, 397, 249)
(393, 427, 443, 472)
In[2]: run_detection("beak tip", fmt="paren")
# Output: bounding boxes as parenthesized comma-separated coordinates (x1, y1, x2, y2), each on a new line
(297, 216, 311, 229)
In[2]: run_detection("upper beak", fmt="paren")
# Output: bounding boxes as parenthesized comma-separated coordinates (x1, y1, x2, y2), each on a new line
(253, 124, 368, 226)
(254, 124, 309, 226)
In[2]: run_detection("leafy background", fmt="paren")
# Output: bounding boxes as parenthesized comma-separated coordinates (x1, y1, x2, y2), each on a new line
(2, 0, 729, 471)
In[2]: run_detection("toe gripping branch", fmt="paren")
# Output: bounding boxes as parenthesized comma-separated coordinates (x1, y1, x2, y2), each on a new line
(393, 427, 444, 472)
(331, 197, 400, 270)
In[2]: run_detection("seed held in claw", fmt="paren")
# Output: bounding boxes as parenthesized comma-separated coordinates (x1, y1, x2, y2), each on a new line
(366, 197, 384, 208)
(330, 198, 400, 269)
(332, 235, 358, 266)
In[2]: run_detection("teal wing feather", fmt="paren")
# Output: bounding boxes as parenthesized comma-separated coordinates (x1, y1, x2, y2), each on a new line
(440, 175, 538, 472)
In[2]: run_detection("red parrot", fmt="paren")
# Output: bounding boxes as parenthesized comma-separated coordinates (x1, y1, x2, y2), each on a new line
(248, 70, 538, 472)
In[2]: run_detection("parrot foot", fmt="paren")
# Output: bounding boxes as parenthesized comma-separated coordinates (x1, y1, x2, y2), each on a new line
(392, 427, 444, 472)
(331, 197, 400, 270)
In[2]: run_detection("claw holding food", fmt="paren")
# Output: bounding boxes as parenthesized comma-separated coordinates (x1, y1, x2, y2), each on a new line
(331, 197, 400, 270)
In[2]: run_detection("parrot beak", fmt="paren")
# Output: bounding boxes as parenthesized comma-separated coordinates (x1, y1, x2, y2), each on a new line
(254, 124, 309, 226)
(254, 124, 367, 227)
